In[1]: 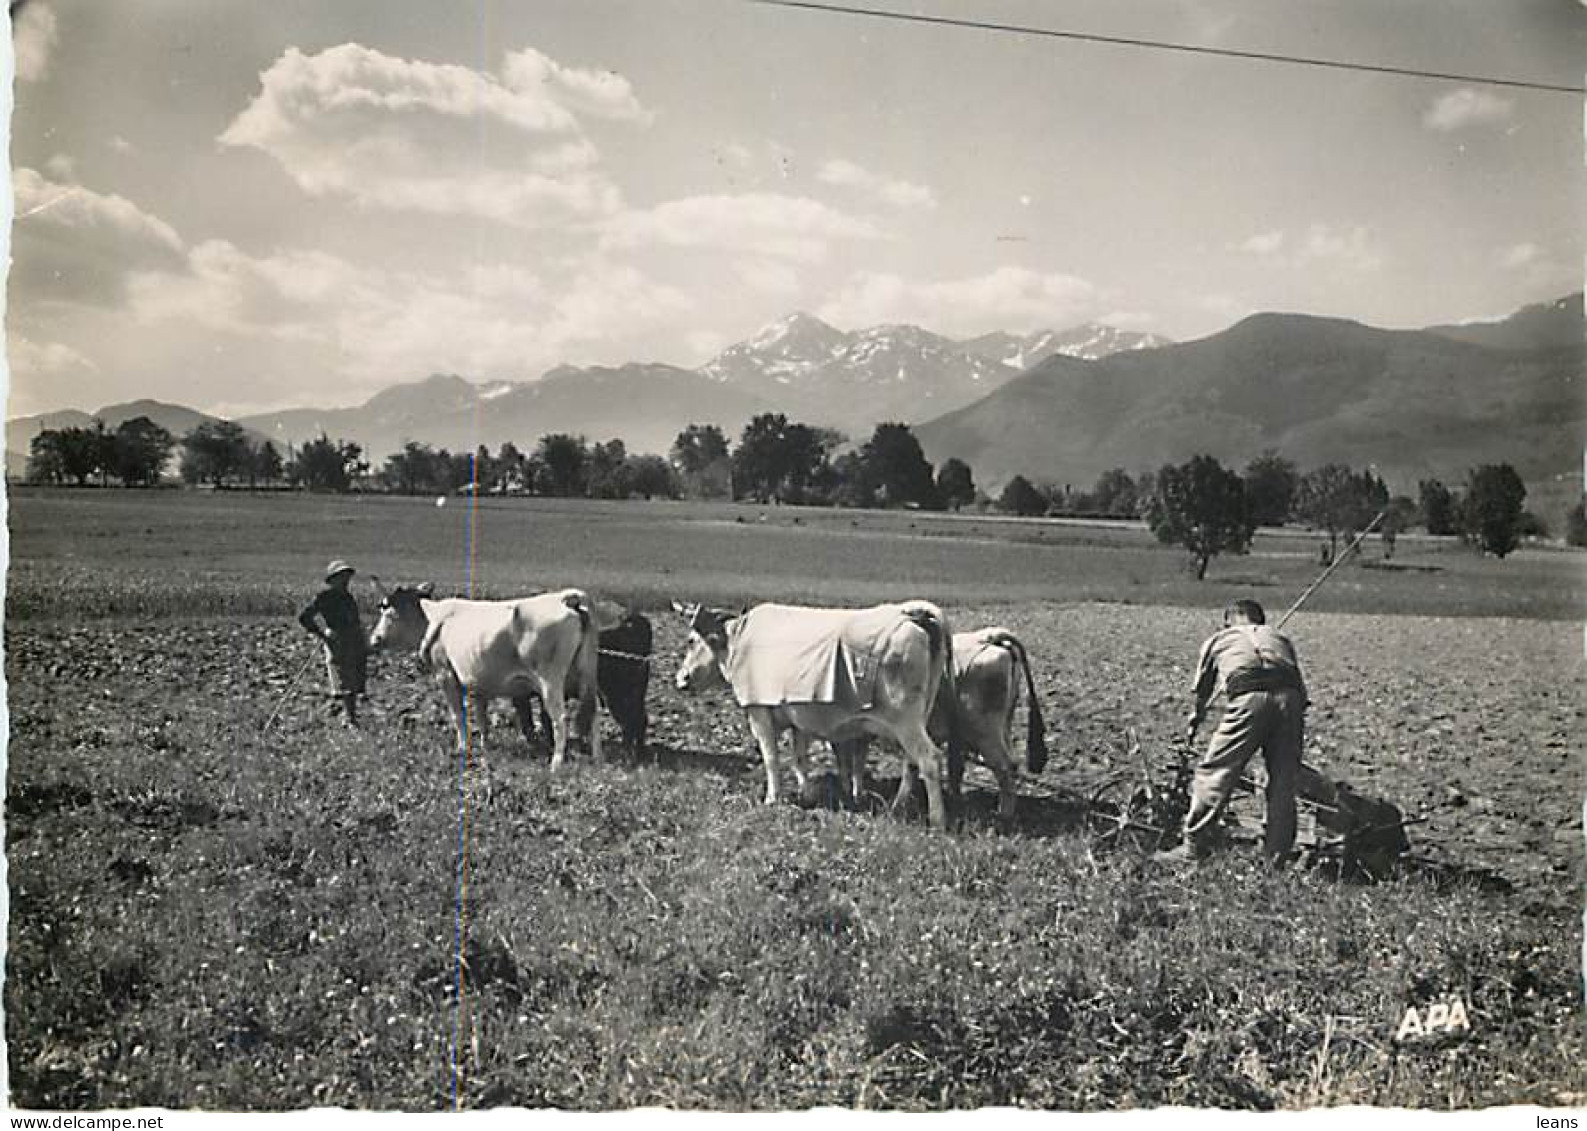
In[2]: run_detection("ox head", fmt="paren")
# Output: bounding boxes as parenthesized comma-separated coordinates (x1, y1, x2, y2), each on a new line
(368, 581, 436, 652)
(670, 600, 737, 694)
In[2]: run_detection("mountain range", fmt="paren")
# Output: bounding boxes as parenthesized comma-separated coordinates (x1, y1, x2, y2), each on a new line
(915, 293, 1583, 497)
(8, 296, 1581, 515)
(6, 314, 1171, 473)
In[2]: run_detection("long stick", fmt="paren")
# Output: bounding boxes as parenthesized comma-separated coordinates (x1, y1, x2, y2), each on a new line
(264, 646, 321, 733)
(1276, 509, 1388, 630)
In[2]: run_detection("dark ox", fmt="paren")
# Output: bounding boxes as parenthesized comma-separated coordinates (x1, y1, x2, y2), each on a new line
(368, 583, 602, 767)
(672, 599, 961, 831)
(521, 612, 653, 760)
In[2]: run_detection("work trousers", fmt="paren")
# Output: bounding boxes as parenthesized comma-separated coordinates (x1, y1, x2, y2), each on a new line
(323, 631, 368, 698)
(1185, 687, 1305, 859)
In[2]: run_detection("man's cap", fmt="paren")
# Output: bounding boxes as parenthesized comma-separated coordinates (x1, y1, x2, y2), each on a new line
(325, 560, 356, 582)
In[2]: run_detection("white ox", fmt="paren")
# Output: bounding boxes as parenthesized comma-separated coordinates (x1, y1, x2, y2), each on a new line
(839, 627, 1048, 823)
(672, 599, 961, 831)
(369, 583, 602, 767)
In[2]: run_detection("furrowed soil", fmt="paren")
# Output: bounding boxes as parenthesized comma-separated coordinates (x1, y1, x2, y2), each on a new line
(6, 490, 1584, 1110)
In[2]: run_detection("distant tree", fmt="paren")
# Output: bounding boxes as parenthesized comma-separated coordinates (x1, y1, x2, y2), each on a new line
(536, 433, 589, 497)
(25, 430, 67, 484)
(1565, 501, 1587, 548)
(47, 425, 105, 486)
(495, 441, 527, 493)
(1243, 450, 1298, 527)
(243, 440, 283, 488)
(623, 454, 678, 499)
(859, 422, 938, 509)
(1146, 454, 1255, 580)
(1418, 478, 1458, 536)
(587, 439, 629, 499)
(731, 414, 837, 503)
(381, 441, 441, 494)
(1295, 464, 1387, 557)
(1460, 463, 1527, 558)
(1516, 510, 1549, 540)
(289, 433, 365, 492)
(830, 451, 876, 508)
(936, 457, 976, 512)
(91, 419, 116, 487)
(1089, 468, 1138, 516)
(109, 417, 174, 486)
(180, 420, 252, 487)
(1132, 469, 1157, 518)
(670, 424, 730, 475)
(998, 474, 1047, 517)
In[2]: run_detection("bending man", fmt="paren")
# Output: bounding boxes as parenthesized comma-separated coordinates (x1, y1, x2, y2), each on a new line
(1166, 599, 1307, 864)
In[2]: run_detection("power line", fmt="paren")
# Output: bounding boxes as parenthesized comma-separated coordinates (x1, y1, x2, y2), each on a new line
(749, 0, 1586, 96)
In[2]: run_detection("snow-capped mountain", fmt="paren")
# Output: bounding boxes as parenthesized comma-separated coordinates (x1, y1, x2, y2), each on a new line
(958, 324, 1174, 369)
(702, 316, 1025, 431)
(701, 312, 850, 386)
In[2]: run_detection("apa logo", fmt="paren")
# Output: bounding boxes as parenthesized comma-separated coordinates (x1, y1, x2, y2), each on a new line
(1395, 996, 1471, 1042)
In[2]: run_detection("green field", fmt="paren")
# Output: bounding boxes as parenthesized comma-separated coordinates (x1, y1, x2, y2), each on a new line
(5, 488, 1584, 1110)
(7, 488, 1583, 621)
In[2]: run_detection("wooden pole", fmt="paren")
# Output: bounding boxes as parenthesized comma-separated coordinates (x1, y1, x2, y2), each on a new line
(1276, 509, 1388, 630)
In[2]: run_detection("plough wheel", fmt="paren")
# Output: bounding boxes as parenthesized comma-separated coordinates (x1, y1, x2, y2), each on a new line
(1087, 775, 1174, 853)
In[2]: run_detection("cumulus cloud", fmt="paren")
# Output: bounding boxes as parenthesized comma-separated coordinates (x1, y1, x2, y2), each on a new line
(9, 336, 100, 380)
(684, 329, 729, 362)
(818, 266, 1102, 337)
(602, 193, 882, 260)
(734, 257, 802, 295)
(1298, 224, 1383, 272)
(1423, 88, 1513, 131)
(1237, 230, 1285, 255)
(1100, 310, 1157, 330)
(817, 159, 936, 209)
(501, 47, 652, 124)
(219, 43, 644, 227)
(1499, 242, 1540, 270)
(13, 2, 58, 83)
(1495, 240, 1577, 291)
(127, 239, 687, 384)
(11, 168, 186, 306)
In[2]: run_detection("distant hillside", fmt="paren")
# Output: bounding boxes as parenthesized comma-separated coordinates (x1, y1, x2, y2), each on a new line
(1427, 293, 1582, 352)
(5, 400, 264, 478)
(915, 308, 1584, 499)
(241, 366, 770, 461)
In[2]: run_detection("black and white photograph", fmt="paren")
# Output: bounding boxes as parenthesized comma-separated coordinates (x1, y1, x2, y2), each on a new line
(4, 0, 1584, 1115)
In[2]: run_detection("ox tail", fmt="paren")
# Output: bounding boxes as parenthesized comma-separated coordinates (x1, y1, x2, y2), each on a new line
(563, 589, 601, 683)
(562, 588, 593, 631)
(990, 630, 1047, 775)
(904, 603, 963, 795)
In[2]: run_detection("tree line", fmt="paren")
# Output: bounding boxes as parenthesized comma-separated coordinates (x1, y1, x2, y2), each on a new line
(1136, 451, 1547, 578)
(21, 415, 1567, 567)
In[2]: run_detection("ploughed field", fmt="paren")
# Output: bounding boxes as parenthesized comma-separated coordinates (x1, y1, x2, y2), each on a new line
(6, 490, 1584, 1110)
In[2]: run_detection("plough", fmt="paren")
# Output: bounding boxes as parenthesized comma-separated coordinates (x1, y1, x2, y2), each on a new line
(1085, 727, 1423, 880)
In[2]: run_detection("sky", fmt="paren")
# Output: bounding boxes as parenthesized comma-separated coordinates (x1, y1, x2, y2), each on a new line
(5, 0, 1584, 418)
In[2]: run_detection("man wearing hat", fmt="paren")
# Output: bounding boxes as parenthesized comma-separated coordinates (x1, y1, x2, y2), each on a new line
(298, 560, 369, 727)
(1159, 598, 1308, 866)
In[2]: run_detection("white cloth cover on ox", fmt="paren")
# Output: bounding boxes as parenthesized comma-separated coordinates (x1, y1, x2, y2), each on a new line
(723, 603, 919, 709)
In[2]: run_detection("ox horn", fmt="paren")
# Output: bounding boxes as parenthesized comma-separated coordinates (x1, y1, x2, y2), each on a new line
(369, 574, 390, 597)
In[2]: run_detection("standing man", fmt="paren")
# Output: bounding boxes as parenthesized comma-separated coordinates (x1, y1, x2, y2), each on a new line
(1162, 599, 1307, 865)
(299, 560, 369, 728)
